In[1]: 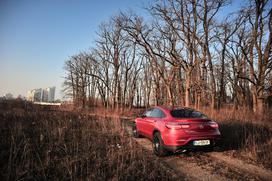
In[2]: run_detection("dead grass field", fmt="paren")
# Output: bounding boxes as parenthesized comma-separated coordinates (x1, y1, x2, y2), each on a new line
(0, 104, 179, 180)
(200, 108, 272, 169)
(0, 100, 271, 180)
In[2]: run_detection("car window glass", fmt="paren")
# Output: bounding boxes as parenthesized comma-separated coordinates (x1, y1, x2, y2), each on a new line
(150, 109, 159, 118)
(170, 109, 184, 118)
(191, 111, 206, 118)
(144, 109, 153, 117)
(150, 108, 165, 118)
(170, 109, 207, 118)
(159, 110, 166, 118)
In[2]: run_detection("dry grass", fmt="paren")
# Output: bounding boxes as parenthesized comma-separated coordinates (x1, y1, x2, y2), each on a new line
(200, 107, 272, 123)
(86, 106, 272, 170)
(0, 104, 178, 180)
(1, 100, 271, 180)
(82, 105, 272, 170)
(201, 108, 272, 170)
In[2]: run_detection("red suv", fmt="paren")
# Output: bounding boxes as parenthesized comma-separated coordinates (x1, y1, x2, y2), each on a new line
(132, 106, 221, 156)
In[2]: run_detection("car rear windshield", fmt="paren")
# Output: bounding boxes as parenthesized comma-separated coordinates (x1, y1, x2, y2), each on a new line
(170, 109, 207, 119)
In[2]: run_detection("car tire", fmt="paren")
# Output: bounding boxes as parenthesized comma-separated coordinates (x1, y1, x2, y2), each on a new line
(132, 124, 140, 138)
(153, 132, 168, 157)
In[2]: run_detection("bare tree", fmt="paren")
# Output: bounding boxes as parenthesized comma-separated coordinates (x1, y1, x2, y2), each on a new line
(237, 0, 272, 112)
(62, 0, 272, 111)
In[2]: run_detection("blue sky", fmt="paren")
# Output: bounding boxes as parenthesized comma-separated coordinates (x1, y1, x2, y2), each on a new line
(0, 0, 147, 99)
(0, 0, 244, 99)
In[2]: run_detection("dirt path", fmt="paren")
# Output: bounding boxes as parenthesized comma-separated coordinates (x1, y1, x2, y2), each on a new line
(134, 138, 226, 181)
(121, 120, 272, 181)
(207, 152, 272, 180)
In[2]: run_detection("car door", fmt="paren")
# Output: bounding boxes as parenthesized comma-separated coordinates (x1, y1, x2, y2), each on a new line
(144, 108, 164, 139)
(137, 109, 152, 136)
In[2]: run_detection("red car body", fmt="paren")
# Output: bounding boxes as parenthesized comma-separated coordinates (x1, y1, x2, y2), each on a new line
(133, 106, 221, 156)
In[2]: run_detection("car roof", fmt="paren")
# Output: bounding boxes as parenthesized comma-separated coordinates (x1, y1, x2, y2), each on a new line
(154, 106, 195, 112)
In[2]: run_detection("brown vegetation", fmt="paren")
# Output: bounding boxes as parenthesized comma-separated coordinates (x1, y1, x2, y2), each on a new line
(0, 104, 179, 180)
(200, 108, 272, 169)
(0, 99, 272, 180)
(1, 0, 272, 179)
(63, 0, 272, 113)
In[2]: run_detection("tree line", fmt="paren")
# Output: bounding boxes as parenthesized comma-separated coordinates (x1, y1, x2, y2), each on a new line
(63, 0, 272, 112)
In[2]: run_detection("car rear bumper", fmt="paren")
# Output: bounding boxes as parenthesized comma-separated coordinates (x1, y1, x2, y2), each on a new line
(162, 130, 221, 151)
(163, 138, 220, 152)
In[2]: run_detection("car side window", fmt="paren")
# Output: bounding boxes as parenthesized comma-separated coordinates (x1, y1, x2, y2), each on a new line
(150, 108, 166, 118)
(143, 109, 153, 118)
(159, 109, 166, 118)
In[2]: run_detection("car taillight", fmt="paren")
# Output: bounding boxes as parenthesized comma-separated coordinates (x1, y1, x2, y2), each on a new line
(181, 124, 190, 129)
(165, 123, 190, 129)
(210, 122, 219, 128)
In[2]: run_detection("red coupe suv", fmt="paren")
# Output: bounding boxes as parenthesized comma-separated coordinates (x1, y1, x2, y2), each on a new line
(132, 106, 221, 156)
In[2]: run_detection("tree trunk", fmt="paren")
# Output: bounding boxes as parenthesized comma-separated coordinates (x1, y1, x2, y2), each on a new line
(185, 71, 191, 107)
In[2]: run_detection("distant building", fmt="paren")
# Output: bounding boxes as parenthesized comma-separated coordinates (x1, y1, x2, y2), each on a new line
(27, 88, 42, 102)
(49, 87, 55, 102)
(27, 87, 55, 102)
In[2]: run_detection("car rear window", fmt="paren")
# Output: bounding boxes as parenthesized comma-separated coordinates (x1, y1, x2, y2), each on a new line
(170, 109, 207, 118)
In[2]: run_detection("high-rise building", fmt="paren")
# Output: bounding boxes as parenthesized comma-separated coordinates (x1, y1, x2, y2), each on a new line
(27, 87, 55, 102)
(48, 87, 55, 102)
(42, 87, 55, 102)
(27, 88, 42, 102)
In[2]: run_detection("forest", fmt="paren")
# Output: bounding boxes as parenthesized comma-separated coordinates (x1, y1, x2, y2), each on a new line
(63, 0, 272, 113)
